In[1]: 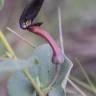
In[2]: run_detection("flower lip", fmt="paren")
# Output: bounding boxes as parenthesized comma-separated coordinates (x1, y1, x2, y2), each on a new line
(19, 0, 44, 29)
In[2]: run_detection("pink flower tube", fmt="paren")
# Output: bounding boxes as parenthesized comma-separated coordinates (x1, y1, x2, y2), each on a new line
(27, 26, 64, 64)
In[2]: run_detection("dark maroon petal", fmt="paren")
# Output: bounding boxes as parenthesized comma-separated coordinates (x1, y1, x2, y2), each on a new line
(19, 0, 44, 29)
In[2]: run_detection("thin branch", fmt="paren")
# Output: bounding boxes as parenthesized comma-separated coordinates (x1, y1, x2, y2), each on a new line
(70, 76, 96, 94)
(58, 7, 64, 55)
(6, 27, 36, 48)
(75, 58, 96, 90)
(68, 79, 87, 96)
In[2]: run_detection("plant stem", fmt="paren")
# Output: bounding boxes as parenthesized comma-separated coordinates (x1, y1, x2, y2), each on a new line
(68, 79, 87, 96)
(70, 76, 96, 94)
(0, 31, 45, 96)
(58, 7, 64, 55)
(6, 27, 36, 48)
(75, 58, 96, 90)
(0, 31, 15, 57)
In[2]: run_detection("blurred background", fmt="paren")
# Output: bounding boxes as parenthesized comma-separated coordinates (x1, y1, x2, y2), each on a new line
(0, 0, 96, 96)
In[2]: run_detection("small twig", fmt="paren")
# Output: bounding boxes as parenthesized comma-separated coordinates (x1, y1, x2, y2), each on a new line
(68, 79, 87, 96)
(58, 7, 64, 55)
(75, 57, 96, 90)
(70, 76, 96, 94)
(6, 27, 36, 48)
(0, 31, 15, 57)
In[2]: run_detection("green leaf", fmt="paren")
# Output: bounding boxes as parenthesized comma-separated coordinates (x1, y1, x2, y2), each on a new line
(29, 44, 73, 96)
(0, 0, 4, 10)
(8, 44, 73, 96)
(48, 86, 65, 96)
(8, 72, 36, 96)
(28, 44, 73, 89)
(0, 58, 35, 72)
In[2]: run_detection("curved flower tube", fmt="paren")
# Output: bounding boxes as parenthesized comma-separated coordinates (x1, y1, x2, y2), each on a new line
(27, 26, 64, 64)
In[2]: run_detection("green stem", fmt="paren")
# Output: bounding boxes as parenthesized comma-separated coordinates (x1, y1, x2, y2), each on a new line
(0, 31, 15, 57)
(0, 31, 45, 96)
